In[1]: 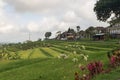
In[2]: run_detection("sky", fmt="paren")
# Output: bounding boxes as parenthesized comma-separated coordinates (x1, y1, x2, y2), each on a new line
(0, 0, 109, 42)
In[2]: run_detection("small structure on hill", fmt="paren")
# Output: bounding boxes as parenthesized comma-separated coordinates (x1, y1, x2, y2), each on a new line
(67, 28, 76, 40)
(55, 28, 76, 40)
(92, 27, 107, 40)
(93, 33, 105, 40)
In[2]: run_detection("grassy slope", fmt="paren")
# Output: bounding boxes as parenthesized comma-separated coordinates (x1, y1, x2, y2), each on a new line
(0, 40, 120, 80)
(29, 48, 47, 59)
(0, 58, 79, 80)
(18, 49, 33, 59)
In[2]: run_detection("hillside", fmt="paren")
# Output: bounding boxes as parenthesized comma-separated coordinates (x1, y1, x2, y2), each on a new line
(0, 40, 120, 80)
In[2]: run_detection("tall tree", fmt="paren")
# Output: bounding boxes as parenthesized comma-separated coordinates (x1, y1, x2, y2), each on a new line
(76, 26, 80, 39)
(79, 30, 85, 38)
(56, 31, 61, 40)
(67, 28, 75, 34)
(85, 26, 95, 39)
(76, 26, 80, 32)
(45, 32, 52, 39)
(94, 0, 120, 23)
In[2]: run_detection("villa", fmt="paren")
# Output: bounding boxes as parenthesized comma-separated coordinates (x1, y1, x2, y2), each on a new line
(108, 23, 120, 39)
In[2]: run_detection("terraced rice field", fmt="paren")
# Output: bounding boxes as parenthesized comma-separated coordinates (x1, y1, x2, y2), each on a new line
(18, 47, 61, 59)
(0, 40, 120, 80)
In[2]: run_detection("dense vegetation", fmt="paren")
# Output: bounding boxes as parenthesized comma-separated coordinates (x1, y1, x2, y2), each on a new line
(0, 41, 52, 60)
(94, 0, 120, 24)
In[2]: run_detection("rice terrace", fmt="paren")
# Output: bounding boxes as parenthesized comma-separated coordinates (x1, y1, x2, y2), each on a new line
(0, 0, 120, 80)
(0, 40, 120, 80)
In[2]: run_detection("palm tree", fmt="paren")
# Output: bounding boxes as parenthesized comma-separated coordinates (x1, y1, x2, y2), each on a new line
(76, 26, 81, 39)
(56, 31, 61, 40)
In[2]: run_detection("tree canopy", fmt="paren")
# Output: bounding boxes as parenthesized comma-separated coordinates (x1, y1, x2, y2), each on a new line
(45, 32, 52, 39)
(76, 26, 80, 32)
(85, 26, 95, 34)
(94, 0, 120, 22)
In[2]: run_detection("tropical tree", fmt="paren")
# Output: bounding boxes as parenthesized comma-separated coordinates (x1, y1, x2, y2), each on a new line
(76, 26, 80, 32)
(76, 26, 81, 39)
(79, 30, 85, 38)
(45, 32, 52, 39)
(67, 28, 76, 34)
(55, 31, 61, 40)
(94, 0, 120, 41)
(94, 0, 120, 23)
(37, 38, 42, 41)
(67, 28, 76, 40)
(85, 26, 95, 39)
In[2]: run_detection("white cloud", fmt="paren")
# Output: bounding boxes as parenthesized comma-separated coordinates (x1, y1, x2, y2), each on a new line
(27, 22, 40, 32)
(27, 17, 59, 33)
(0, 0, 109, 42)
(0, 0, 22, 35)
(4, 0, 109, 29)
(0, 23, 16, 34)
(63, 11, 80, 23)
(4, 0, 61, 13)
(0, 0, 6, 21)
(39, 17, 59, 31)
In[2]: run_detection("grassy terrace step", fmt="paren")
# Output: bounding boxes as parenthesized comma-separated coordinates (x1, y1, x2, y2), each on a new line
(50, 47, 70, 54)
(86, 46, 112, 50)
(18, 49, 33, 59)
(40, 48, 53, 57)
(0, 58, 48, 73)
(0, 59, 76, 80)
(28, 49, 35, 59)
(85, 46, 112, 51)
(52, 45, 96, 55)
(29, 48, 47, 59)
(53, 45, 70, 52)
(41, 48, 60, 57)
(79, 42, 119, 48)
(56, 42, 114, 52)
(51, 46, 99, 59)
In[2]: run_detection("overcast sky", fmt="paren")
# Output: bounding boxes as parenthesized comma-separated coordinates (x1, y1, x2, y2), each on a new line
(0, 0, 109, 42)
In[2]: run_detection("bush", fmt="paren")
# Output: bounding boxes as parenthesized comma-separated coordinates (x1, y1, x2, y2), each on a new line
(75, 61, 104, 80)
(107, 48, 120, 67)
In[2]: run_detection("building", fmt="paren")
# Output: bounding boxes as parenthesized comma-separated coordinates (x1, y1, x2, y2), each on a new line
(55, 28, 76, 40)
(94, 27, 107, 34)
(93, 27, 107, 40)
(93, 33, 105, 40)
(107, 23, 120, 39)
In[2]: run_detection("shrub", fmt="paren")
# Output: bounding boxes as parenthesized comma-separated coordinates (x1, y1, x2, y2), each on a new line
(75, 61, 103, 80)
(107, 48, 120, 67)
(87, 61, 103, 77)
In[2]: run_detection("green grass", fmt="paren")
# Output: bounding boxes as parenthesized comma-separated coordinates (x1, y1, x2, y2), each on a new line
(0, 58, 79, 80)
(28, 48, 47, 59)
(40, 48, 53, 57)
(42, 48, 60, 57)
(93, 67, 120, 80)
(18, 49, 33, 59)
(0, 40, 120, 80)
(50, 47, 70, 54)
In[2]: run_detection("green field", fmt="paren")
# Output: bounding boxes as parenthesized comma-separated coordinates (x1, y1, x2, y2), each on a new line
(0, 40, 120, 80)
